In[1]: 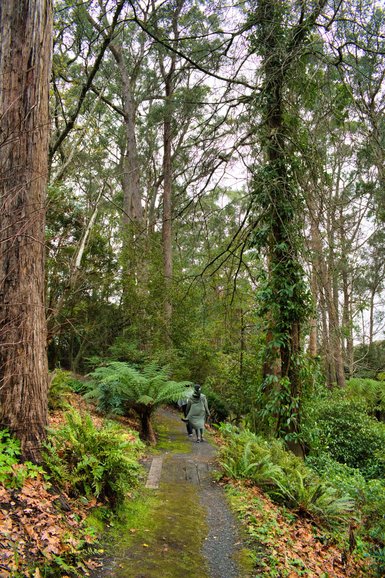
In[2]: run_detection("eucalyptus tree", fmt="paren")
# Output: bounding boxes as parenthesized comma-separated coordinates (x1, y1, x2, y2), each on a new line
(83, 1, 158, 351)
(331, 1, 385, 220)
(0, 0, 52, 461)
(301, 1, 385, 382)
(48, 0, 243, 365)
(247, 0, 331, 447)
(48, 2, 143, 359)
(50, 0, 126, 163)
(300, 71, 370, 386)
(135, 0, 228, 342)
(331, 1, 385, 363)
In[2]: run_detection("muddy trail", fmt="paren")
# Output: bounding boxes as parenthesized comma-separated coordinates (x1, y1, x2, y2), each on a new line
(90, 408, 251, 578)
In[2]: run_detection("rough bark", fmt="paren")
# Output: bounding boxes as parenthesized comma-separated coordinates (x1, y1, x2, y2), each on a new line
(108, 44, 143, 228)
(162, 81, 174, 335)
(0, 0, 52, 461)
(138, 409, 157, 444)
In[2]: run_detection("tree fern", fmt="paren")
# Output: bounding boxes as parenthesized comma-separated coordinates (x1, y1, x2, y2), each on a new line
(87, 362, 191, 443)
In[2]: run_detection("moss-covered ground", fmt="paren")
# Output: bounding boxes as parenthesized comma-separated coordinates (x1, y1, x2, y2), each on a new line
(90, 410, 210, 577)
(90, 408, 255, 578)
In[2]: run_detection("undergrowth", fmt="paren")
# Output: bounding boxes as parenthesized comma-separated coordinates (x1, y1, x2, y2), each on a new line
(0, 429, 44, 488)
(217, 424, 353, 526)
(217, 423, 385, 575)
(43, 409, 145, 509)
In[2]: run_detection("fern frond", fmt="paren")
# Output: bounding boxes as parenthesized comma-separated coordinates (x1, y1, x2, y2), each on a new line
(87, 362, 191, 416)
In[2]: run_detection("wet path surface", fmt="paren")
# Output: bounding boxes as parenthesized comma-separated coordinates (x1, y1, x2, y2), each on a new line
(91, 409, 246, 578)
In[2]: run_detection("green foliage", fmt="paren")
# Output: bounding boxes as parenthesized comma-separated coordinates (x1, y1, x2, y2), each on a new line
(363, 479, 385, 576)
(219, 427, 282, 484)
(345, 378, 385, 416)
(271, 471, 354, 525)
(48, 369, 86, 409)
(306, 453, 385, 576)
(203, 344, 263, 425)
(43, 410, 144, 508)
(353, 341, 385, 379)
(86, 361, 191, 416)
(217, 424, 353, 526)
(0, 430, 44, 488)
(107, 338, 148, 365)
(202, 386, 229, 423)
(302, 396, 385, 479)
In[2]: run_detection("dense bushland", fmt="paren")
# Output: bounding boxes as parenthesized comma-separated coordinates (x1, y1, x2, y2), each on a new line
(216, 375, 385, 576)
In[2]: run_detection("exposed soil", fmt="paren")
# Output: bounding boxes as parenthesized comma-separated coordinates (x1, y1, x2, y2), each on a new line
(90, 408, 250, 578)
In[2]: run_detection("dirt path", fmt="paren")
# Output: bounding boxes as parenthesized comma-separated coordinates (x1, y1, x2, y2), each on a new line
(91, 408, 250, 578)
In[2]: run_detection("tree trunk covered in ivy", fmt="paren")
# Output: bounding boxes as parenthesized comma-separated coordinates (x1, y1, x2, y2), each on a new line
(251, 0, 326, 449)
(0, 0, 52, 462)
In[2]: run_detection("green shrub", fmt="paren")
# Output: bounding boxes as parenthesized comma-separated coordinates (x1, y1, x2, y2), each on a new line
(345, 378, 385, 417)
(302, 397, 385, 479)
(0, 429, 44, 488)
(305, 454, 367, 499)
(43, 410, 144, 508)
(305, 454, 385, 575)
(221, 437, 282, 484)
(48, 369, 73, 410)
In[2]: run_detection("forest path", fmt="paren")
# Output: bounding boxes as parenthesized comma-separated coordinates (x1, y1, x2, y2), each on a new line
(90, 408, 250, 578)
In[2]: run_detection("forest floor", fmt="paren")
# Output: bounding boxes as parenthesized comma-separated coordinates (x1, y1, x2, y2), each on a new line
(89, 408, 371, 578)
(89, 408, 250, 578)
(0, 397, 372, 577)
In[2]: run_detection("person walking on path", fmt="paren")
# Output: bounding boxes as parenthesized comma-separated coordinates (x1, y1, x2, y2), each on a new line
(178, 384, 193, 436)
(185, 384, 210, 442)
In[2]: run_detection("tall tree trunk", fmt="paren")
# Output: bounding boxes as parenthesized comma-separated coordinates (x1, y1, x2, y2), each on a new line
(322, 263, 345, 386)
(156, 0, 183, 343)
(320, 288, 334, 387)
(307, 192, 321, 358)
(253, 0, 327, 450)
(327, 232, 346, 387)
(0, 0, 52, 462)
(369, 286, 376, 346)
(342, 267, 354, 378)
(162, 81, 173, 336)
(115, 53, 143, 228)
(114, 47, 147, 341)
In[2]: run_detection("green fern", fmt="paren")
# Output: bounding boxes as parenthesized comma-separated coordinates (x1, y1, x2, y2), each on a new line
(87, 361, 191, 443)
(218, 426, 354, 527)
(0, 429, 43, 488)
(271, 468, 354, 524)
(43, 410, 144, 508)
